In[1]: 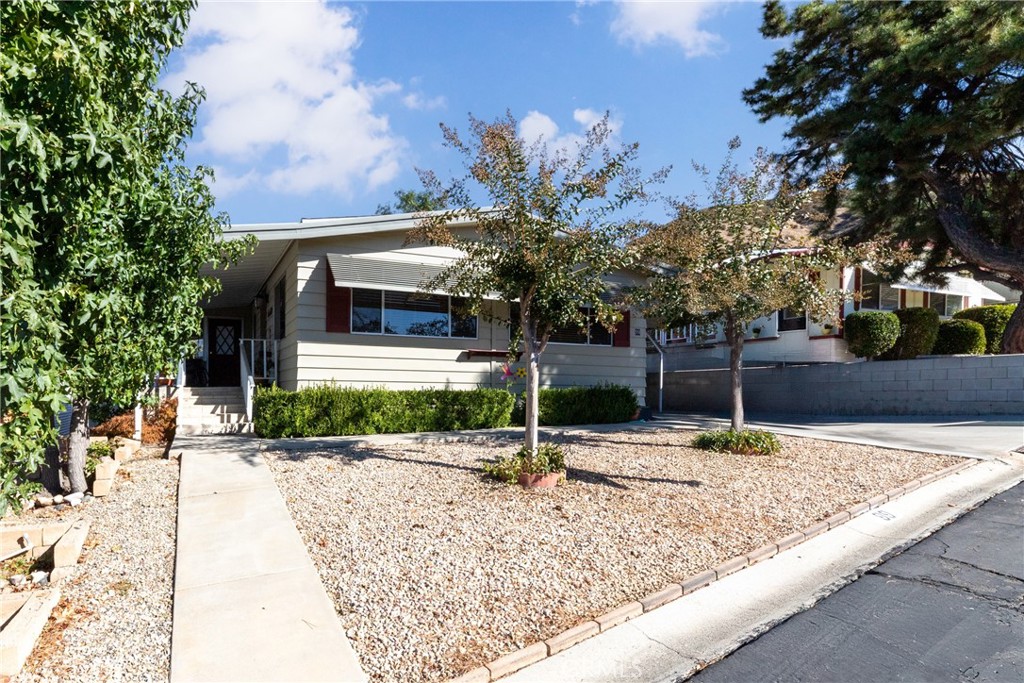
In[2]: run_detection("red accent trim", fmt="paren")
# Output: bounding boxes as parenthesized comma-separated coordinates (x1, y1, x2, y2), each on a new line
(744, 336, 780, 343)
(809, 334, 838, 340)
(613, 310, 631, 347)
(326, 275, 351, 333)
(923, 291, 930, 307)
(899, 289, 907, 308)
(853, 267, 862, 311)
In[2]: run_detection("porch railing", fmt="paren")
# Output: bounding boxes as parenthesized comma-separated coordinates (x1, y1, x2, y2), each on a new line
(240, 338, 278, 421)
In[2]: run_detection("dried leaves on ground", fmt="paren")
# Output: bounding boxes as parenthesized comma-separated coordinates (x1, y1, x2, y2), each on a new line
(10, 449, 179, 683)
(266, 428, 960, 683)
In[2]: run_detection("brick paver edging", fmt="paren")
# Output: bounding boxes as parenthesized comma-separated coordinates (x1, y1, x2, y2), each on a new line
(447, 459, 976, 683)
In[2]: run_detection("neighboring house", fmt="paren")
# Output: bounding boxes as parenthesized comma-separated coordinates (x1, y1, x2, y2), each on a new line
(651, 265, 1008, 372)
(178, 212, 647, 433)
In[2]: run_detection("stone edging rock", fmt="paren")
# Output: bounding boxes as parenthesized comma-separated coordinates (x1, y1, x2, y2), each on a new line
(447, 459, 976, 683)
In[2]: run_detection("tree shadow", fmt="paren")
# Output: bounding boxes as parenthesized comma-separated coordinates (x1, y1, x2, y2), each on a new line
(271, 444, 702, 491)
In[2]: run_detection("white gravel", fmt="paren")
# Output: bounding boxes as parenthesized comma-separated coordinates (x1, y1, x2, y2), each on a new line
(265, 428, 960, 683)
(8, 449, 179, 683)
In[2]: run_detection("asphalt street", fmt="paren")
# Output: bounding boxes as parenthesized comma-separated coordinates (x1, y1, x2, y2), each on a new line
(689, 482, 1024, 683)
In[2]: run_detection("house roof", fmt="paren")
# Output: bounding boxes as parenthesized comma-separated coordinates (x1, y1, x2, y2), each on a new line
(203, 210, 480, 309)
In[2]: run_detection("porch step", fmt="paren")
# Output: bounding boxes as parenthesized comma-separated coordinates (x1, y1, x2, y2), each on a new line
(176, 387, 251, 436)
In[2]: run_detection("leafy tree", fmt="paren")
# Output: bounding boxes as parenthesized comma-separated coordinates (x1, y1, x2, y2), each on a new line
(411, 112, 663, 454)
(375, 188, 443, 215)
(744, 0, 1024, 352)
(636, 140, 849, 431)
(1, 0, 247, 505)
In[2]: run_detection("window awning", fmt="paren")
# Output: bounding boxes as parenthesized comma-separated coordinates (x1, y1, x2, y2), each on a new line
(890, 275, 1006, 302)
(327, 254, 456, 294)
(327, 253, 507, 299)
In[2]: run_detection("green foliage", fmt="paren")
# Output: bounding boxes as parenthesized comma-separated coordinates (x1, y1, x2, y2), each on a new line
(375, 188, 443, 215)
(85, 441, 113, 476)
(881, 307, 941, 360)
(0, 0, 251, 506)
(954, 304, 1016, 354)
(511, 384, 638, 426)
(411, 111, 664, 451)
(932, 319, 987, 356)
(483, 443, 567, 484)
(692, 429, 782, 456)
(636, 139, 852, 431)
(745, 1, 1024, 352)
(253, 385, 515, 439)
(843, 311, 900, 359)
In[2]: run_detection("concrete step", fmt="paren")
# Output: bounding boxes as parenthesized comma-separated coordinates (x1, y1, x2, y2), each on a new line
(177, 405, 246, 417)
(175, 422, 253, 436)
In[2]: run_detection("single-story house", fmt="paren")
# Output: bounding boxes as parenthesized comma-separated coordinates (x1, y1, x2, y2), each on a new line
(177, 212, 647, 433)
(650, 264, 1009, 372)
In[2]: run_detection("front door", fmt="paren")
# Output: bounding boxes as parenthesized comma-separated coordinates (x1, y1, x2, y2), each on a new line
(207, 318, 241, 387)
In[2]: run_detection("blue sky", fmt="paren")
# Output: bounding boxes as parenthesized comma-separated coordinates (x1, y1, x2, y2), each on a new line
(163, 1, 792, 226)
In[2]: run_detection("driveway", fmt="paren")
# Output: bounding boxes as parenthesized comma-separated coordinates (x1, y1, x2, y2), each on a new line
(690, 481, 1024, 683)
(657, 413, 1024, 460)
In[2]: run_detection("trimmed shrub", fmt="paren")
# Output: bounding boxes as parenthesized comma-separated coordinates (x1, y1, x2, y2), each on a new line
(692, 429, 782, 456)
(880, 307, 941, 360)
(932, 319, 986, 355)
(252, 385, 515, 438)
(511, 384, 639, 426)
(953, 304, 1016, 354)
(843, 310, 900, 359)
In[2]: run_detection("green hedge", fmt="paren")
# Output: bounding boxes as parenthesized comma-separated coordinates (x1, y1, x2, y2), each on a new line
(953, 304, 1016, 354)
(843, 310, 900, 359)
(512, 384, 639, 426)
(932, 319, 986, 356)
(880, 307, 940, 360)
(253, 385, 515, 438)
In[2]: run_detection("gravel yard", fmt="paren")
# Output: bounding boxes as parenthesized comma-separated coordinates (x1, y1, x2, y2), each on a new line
(10, 449, 179, 683)
(266, 427, 961, 683)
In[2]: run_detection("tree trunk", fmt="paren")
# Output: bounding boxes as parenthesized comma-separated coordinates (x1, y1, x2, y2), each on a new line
(1002, 298, 1024, 354)
(41, 442, 65, 495)
(67, 397, 90, 494)
(522, 322, 541, 455)
(725, 312, 745, 432)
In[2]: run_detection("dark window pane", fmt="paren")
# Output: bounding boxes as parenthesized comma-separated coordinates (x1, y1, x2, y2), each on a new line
(549, 322, 588, 344)
(385, 291, 448, 336)
(860, 270, 881, 309)
(451, 297, 477, 338)
(588, 316, 612, 345)
(778, 307, 807, 331)
(274, 279, 286, 339)
(352, 288, 382, 333)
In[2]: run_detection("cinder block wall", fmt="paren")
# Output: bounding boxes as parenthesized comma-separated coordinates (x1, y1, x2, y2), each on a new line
(648, 354, 1024, 416)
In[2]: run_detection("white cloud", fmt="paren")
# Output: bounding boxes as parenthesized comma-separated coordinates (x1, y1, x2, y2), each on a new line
(519, 108, 623, 158)
(164, 1, 421, 198)
(609, 1, 725, 57)
(402, 92, 447, 111)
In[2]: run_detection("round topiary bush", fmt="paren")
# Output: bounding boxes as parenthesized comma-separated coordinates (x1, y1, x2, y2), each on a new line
(953, 304, 1016, 354)
(880, 307, 941, 360)
(932, 319, 986, 355)
(843, 310, 900, 359)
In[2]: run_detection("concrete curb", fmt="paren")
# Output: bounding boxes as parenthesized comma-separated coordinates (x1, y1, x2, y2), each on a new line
(445, 459, 976, 683)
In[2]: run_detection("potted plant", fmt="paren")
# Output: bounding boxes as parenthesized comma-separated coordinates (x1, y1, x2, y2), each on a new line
(484, 443, 567, 489)
(821, 322, 835, 334)
(751, 326, 762, 338)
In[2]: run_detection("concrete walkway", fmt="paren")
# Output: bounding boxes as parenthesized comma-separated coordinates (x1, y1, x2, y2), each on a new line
(503, 452, 1024, 683)
(169, 435, 366, 683)
(691, 481, 1024, 683)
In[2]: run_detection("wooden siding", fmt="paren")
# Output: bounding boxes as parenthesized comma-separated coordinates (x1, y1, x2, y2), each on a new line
(282, 231, 647, 402)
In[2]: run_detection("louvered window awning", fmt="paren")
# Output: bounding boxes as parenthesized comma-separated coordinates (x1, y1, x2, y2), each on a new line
(327, 254, 457, 294)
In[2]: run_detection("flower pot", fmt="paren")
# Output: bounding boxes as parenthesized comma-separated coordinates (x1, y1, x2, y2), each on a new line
(517, 470, 565, 489)
(156, 377, 174, 387)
